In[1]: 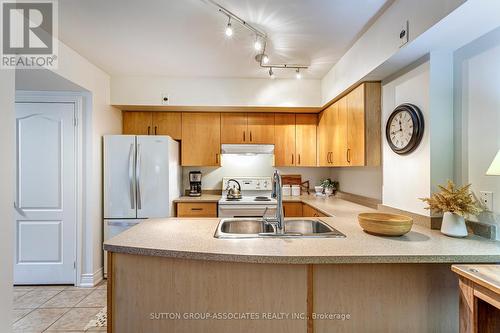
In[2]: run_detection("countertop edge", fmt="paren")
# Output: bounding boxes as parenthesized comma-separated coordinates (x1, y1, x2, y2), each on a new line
(104, 244, 500, 264)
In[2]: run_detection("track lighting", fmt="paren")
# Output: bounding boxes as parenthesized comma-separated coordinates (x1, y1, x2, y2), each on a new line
(209, 0, 309, 78)
(269, 67, 275, 79)
(254, 36, 262, 51)
(225, 17, 233, 37)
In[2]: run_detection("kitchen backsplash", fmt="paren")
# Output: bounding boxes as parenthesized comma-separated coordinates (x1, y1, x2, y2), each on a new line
(182, 154, 331, 190)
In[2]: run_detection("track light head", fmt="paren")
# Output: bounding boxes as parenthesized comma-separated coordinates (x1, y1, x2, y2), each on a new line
(225, 18, 233, 37)
(295, 68, 301, 79)
(269, 67, 275, 79)
(254, 36, 262, 51)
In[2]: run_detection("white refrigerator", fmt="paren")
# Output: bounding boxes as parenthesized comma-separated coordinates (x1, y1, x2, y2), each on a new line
(103, 135, 181, 275)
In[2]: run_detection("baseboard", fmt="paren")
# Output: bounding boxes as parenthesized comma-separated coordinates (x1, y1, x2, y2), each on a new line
(79, 267, 103, 287)
(377, 204, 440, 229)
(336, 191, 381, 209)
(377, 204, 497, 239)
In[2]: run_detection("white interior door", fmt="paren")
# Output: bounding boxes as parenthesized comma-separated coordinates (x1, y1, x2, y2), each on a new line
(14, 102, 76, 284)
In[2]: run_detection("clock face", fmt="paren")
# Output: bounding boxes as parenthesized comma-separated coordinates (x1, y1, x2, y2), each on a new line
(386, 104, 424, 155)
(388, 110, 413, 150)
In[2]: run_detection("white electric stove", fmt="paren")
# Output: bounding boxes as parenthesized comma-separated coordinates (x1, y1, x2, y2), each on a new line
(218, 177, 277, 218)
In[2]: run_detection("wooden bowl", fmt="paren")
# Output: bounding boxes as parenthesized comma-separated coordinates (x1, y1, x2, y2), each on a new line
(358, 213, 413, 236)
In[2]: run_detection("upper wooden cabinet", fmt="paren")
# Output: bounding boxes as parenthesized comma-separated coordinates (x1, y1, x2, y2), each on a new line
(274, 114, 296, 166)
(221, 113, 247, 144)
(318, 82, 381, 167)
(181, 113, 221, 166)
(152, 112, 182, 139)
(318, 102, 339, 166)
(295, 114, 317, 166)
(247, 113, 275, 144)
(221, 113, 274, 144)
(275, 114, 317, 167)
(122, 111, 181, 139)
(122, 111, 153, 135)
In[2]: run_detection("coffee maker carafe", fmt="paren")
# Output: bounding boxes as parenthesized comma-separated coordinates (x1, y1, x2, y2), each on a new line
(189, 171, 202, 197)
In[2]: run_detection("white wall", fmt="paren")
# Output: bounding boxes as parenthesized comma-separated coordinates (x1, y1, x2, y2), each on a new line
(330, 167, 382, 200)
(111, 76, 322, 107)
(182, 154, 331, 191)
(0, 70, 15, 332)
(321, 0, 464, 104)
(50, 41, 122, 284)
(382, 61, 431, 216)
(454, 27, 500, 234)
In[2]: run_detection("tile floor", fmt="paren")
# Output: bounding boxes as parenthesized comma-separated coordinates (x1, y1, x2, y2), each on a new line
(12, 280, 107, 332)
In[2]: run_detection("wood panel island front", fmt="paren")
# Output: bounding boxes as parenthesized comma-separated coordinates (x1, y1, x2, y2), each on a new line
(104, 199, 500, 333)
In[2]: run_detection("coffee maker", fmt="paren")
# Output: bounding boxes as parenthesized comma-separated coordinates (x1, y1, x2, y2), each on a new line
(189, 171, 202, 197)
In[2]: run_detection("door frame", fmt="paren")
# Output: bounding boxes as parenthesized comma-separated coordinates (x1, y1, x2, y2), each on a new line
(15, 91, 83, 286)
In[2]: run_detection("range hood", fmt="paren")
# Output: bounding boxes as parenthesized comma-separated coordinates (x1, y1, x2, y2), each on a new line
(221, 144, 274, 155)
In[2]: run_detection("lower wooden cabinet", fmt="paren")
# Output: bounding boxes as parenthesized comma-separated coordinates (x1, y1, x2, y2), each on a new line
(282, 202, 303, 217)
(283, 202, 328, 217)
(176, 202, 217, 217)
(302, 203, 327, 217)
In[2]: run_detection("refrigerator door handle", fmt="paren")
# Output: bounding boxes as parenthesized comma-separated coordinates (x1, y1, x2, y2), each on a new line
(128, 143, 135, 209)
(136, 143, 142, 210)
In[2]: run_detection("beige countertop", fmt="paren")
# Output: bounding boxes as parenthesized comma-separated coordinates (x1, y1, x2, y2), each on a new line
(173, 194, 221, 203)
(104, 197, 500, 264)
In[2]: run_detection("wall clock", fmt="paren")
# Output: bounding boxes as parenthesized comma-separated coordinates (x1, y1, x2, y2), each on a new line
(385, 103, 424, 155)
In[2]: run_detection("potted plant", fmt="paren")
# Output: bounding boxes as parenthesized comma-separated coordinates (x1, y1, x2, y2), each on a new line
(321, 178, 339, 197)
(420, 180, 482, 237)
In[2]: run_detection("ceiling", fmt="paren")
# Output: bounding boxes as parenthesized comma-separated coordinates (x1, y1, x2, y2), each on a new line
(59, 0, 389, 79)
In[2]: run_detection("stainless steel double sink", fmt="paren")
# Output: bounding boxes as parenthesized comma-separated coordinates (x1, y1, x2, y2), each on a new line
(214, 218, 346, 239)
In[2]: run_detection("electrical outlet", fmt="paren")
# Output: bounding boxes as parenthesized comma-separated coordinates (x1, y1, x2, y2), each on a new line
(399, 20, 409, 47)
(161, 93, 169, 105)
(480, 191, 493, 211)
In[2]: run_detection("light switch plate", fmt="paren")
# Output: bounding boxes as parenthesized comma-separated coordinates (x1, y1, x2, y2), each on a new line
(480, 191, 493, 211)
(161, 93, 169, 105)
(399, 20, 409, 47)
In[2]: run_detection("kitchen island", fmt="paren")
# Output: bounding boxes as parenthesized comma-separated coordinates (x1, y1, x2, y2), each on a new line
(104, 198, 500, 333)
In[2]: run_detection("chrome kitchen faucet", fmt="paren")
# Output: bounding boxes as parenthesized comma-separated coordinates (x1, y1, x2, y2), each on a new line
(263, 170, 285, 234)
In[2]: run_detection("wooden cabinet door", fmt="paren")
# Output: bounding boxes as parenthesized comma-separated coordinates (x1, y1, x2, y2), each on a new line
(221, 113, 247, 144)
(302, 204, 316, 217)
(334, 97, 349, 166)
(176, 203, 217, 217)
(247, 113, 275, 144)
(152, 112, 181, 139)
(317, 106, 335, 166)
(296, 114, 317, 166)
(181, 113, 221, 166)
(274, 114, 296, 166)
(122, 111, 152, 135)
(346, 84, 365, 166)
(283, 202, 303, 217)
